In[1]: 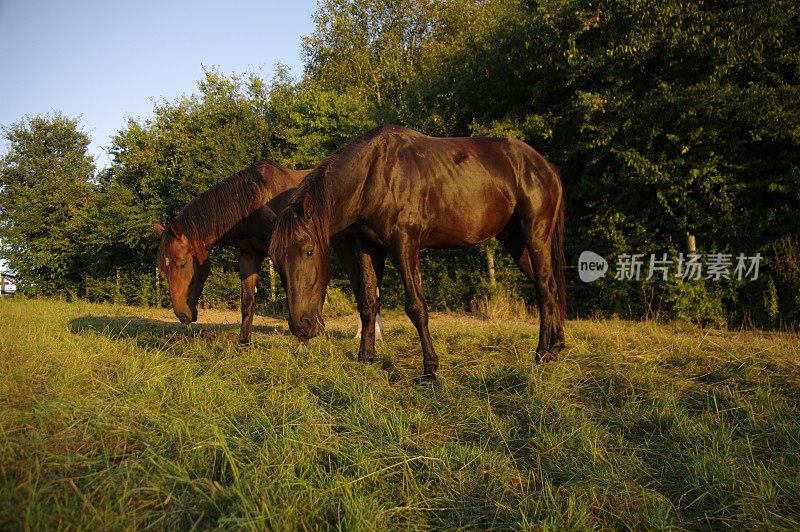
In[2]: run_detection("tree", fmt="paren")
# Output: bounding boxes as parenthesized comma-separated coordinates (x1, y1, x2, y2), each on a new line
(302, 0, 479, 117)
(0, 113, 96, 295)
(298, 0, 800, 322)
(109, 69, 275, 218)
(264, 67, 377, 168)
(411, 0, 800, 243)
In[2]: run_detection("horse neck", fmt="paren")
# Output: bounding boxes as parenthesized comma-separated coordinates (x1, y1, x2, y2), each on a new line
(184, 170, 276, 250)
(318, 158, 371, 236)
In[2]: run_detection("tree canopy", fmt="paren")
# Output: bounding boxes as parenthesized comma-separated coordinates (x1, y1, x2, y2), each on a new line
(0, 114, 96, 295)
(2, 0, 798, 324)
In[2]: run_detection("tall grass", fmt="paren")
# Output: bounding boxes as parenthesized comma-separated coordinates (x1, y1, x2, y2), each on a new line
(1, 298, 799, 529)
(470, 286, 533, 322)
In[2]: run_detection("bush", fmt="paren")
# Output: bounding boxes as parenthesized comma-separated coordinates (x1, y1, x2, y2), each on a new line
(665, 278, 727, 329)
(324, 284, 356, 316)
(763, 236, 800, 326)
(201, 268, 240, 310)
(470, 282, 533, 321)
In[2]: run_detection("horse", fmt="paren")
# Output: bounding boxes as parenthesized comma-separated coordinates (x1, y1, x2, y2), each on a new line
(152, 159, 379, 345)
(269, 125, 566, 381)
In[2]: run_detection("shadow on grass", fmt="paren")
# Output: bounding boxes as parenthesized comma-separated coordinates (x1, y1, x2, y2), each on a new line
(68, 315, 292, 348)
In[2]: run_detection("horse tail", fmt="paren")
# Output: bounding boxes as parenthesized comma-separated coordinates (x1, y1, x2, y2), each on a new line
(551, 173, 567, 324)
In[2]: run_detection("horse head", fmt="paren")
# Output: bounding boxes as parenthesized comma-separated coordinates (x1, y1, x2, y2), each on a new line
(153, 221, 211, 324)
(268, 193, 331, 341)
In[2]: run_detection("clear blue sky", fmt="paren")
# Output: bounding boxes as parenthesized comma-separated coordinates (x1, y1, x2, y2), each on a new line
(0, 0, 319, 170)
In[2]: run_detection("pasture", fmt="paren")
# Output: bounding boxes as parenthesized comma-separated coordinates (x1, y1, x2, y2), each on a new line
(1, 298, 799, 529)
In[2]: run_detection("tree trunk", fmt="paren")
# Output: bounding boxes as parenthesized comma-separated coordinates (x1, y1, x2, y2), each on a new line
(268, 259, 277, 302)
(486, 246, 496, 287)
(686, 232, 697, 253)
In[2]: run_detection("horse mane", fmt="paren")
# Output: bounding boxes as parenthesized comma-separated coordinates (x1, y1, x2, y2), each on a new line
(269, 125, 394, 258)
(158, 159, 280, 268)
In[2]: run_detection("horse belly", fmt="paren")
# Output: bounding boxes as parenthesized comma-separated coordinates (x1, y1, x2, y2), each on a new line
(420, 187, 514, 248)
(348, 222, 390, 249)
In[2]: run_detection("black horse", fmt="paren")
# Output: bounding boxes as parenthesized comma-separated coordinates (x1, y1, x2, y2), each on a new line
(270, 125, 565, 380)
(153, 159, 376, 345)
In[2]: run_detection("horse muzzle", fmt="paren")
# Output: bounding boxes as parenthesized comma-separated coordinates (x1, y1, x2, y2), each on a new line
(176, 308, 197, 324)
(291, 314, 322, 341)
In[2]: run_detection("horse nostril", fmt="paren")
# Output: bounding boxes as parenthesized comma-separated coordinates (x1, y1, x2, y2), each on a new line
(301, 316, 313, 331)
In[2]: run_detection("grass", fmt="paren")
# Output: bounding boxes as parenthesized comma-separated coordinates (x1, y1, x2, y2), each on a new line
(470, 288, 533, 322)
(1, 298, 800, 530)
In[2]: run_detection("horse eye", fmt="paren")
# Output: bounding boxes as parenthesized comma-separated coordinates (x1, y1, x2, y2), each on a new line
(180, 261, 188, 269)
(306, 250, 314, 257)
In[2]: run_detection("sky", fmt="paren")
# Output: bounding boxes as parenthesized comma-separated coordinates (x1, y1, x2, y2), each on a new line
(0, 0, 319, 170)
(0, 0, 320, 281)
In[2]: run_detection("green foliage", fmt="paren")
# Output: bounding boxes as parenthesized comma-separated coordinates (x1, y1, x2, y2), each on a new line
(108, 70, 276, 233)
(302, 0, 469, 111)
(414, 0, 800, 244)
(0, 114, 96, 295)
(763, 237, 800, 325)
(324, 284, 356, 316)
(264, 68, 377, 168)
(3, 0, 799, 327)
(200, 268, 242, 310)
(666, 278, 727, 328)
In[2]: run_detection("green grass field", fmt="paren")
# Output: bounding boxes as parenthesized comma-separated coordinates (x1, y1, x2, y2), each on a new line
(1, 298, 799, 530)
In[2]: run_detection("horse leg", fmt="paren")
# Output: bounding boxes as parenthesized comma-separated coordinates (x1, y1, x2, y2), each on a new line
(355, 313, 363, 339)
(375, 305, 384, 341)
(238, 253, 263, 345)
(333, 236, 385, 341)
(393, 237, 438, 380)
(530, 239, 564, 361)
(373, 255, 387, 342)
(332, 236, 365, 338)
(497, 223, 564, 361)
(355, 247, 386, 363)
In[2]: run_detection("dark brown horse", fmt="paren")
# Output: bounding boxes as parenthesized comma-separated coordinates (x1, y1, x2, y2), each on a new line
(152, 159, 370, 345)
(270, 125, 566, 380)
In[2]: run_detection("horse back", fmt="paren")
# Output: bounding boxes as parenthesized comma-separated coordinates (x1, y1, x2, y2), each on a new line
(358, 131, 557, 247)
(227, 164, 310, 256)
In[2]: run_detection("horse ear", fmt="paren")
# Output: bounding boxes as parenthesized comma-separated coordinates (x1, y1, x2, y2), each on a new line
(264, 205, 277, 223)
(153, 222, 165, 236)
(170, 219, 183, 237)
(262, 206, 277, 235)
(300, 192, 314, 219)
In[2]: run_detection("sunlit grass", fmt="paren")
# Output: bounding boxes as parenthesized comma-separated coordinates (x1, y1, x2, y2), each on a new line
(1, 298, 799, 529)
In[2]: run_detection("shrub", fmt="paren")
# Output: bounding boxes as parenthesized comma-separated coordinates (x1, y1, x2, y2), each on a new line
(324, 284, 356, 316)
(665, 278, 727, 329)
(201, 268, 240, 310)
(470, 282, 532, 321)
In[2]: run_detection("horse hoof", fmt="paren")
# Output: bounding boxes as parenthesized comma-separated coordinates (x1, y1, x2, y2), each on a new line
(535, 351, 558, 363)
(238, 339, 250, 348)
(416, 374, 436, 387)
